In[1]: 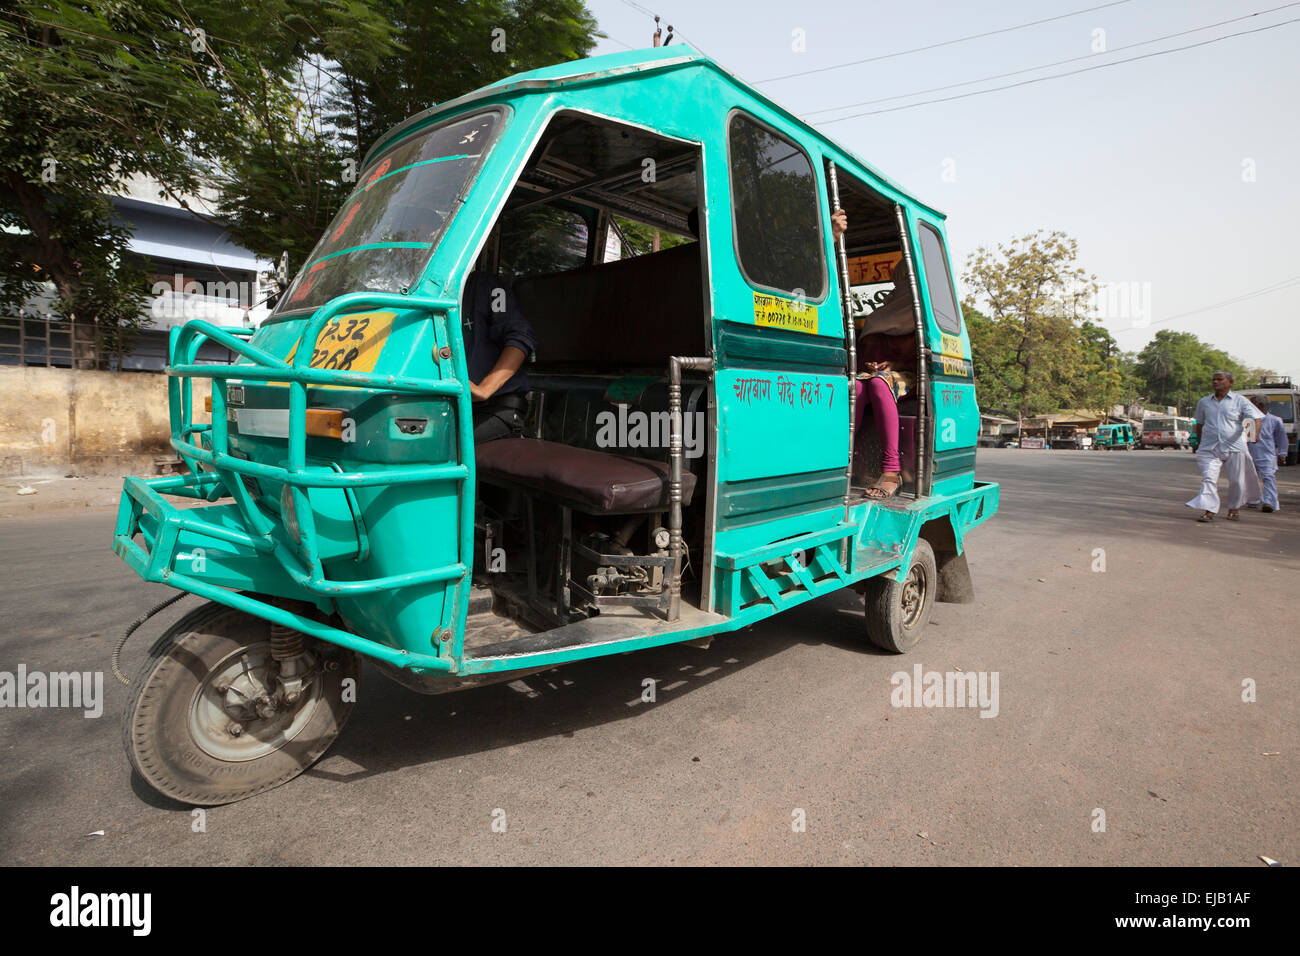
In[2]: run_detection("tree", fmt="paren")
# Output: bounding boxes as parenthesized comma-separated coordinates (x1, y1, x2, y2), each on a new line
(962, 230, 1098, 417)
(1134, 330, 1278, 412)
(218, 0, 600, 272)
(0, 0, 391, 365)
(1075, 320, 1125, 412)
(0, 2, 598, 362)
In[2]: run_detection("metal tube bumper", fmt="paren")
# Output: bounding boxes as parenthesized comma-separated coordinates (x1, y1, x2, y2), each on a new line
(113, 473, 453, 673)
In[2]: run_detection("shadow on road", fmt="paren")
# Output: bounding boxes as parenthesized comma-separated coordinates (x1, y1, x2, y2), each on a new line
(304, 586, 884, 789)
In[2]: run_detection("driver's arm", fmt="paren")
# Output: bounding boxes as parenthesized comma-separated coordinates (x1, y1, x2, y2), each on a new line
(471, 346, 527, 402)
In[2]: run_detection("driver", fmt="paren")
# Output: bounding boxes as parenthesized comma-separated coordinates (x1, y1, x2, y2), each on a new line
(461, 271, 538, 442)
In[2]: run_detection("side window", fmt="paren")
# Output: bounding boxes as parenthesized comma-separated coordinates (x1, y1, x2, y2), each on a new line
(498, 205, 589, 282)
(727, 112, 826, 300)
(916, 222, 961, 334)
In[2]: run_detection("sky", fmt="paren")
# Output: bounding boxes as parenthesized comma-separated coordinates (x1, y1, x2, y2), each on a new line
(582, 0, 1300, 381)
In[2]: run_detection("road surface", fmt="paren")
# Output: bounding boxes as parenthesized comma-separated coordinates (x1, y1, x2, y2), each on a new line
(0, 448, 1294, 865)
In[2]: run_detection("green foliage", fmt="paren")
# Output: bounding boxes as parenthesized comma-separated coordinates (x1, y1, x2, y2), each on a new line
(964, 230, 1278, 416)
(0, 0, 600, 363)
(327, 0, 600, 157)
(962, 230, 1107, 417)
(613, 217, 691, 258)
(219, 0, 600, 273)
(1134, 330, 1277, 412)
(0, 0, 366, 362)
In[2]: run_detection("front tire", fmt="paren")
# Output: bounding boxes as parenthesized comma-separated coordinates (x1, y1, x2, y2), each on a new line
(863, 539, 937, 653)
(122, 601, 360, 805)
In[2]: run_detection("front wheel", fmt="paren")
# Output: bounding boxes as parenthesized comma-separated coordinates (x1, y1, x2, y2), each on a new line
(863, 539, 937, 653)
(122, 601, 360, 805)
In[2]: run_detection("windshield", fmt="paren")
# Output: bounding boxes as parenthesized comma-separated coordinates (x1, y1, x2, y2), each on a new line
(1267, 398, 1295, 422)
(275, 110, 502, 315)
(1144, 419, 1175, 431)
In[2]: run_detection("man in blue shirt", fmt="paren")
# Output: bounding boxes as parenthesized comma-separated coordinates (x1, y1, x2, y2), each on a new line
(1245, 395, 1288, 512)
(1186, 370, 1263, 522)
(462, 271, 538, 442)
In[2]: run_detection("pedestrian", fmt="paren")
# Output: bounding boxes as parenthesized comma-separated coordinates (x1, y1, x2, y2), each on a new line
(1245, 395, 1287, 513)
(1186, 371, 1263, 522)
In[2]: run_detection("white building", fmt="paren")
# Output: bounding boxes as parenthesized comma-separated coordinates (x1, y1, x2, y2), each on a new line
(1, 174, 277, 370)
(110, 174, 277, 369)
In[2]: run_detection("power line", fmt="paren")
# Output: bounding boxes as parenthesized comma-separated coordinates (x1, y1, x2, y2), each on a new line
(805, 2, 1300, 118)
(756, 0, 1132, 83)
(816, 16, 1300, 122)
(1110, 274, 1300, 334)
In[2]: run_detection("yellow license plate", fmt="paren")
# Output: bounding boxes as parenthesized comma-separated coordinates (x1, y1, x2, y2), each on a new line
(284, 310, 396, 380)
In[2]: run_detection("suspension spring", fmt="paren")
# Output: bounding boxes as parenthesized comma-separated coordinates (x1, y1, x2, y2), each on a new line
(269, 623, 305, 660)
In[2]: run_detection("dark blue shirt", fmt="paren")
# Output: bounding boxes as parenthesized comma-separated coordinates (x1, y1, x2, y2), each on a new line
(462, 272, 538, 397)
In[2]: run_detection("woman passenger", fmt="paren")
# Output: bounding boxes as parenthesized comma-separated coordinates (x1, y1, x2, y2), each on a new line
(854, 260, 916, 499)
(832, 207, 916, 500)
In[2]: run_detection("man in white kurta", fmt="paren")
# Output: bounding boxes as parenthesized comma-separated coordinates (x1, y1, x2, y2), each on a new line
(1187, 371, 1263, 520)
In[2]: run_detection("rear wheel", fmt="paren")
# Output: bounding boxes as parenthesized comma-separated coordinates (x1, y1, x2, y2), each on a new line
(863, 539, 937, 653)
(123, 601, 360, 805)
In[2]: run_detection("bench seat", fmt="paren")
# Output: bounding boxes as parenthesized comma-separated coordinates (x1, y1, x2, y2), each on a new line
(475, 437, 696, 514)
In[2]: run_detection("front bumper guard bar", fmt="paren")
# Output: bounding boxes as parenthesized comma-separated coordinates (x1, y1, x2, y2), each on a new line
(111, 290, 478, 672)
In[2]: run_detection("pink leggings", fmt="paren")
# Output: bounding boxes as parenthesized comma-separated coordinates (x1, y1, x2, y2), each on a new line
(855, 377, 900, 473)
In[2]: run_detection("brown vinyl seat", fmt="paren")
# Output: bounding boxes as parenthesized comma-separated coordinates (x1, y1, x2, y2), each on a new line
(475, 437, 696, 514)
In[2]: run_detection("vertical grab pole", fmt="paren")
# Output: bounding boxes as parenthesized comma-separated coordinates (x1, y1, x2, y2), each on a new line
(828, 163, 856, 568)
(895, 204, 928, 497)
(668, 355, 712, 622)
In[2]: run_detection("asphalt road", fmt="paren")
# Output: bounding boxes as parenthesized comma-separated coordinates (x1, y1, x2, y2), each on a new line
(1, 448, 1295, 865)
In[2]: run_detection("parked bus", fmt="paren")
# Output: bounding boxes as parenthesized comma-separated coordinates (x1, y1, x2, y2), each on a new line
(1140, 416, 1195, 450)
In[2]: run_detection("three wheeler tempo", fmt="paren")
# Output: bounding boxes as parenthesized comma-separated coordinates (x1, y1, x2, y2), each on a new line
(113, 44, 999, 804)
(1092, 423, 1136, 450)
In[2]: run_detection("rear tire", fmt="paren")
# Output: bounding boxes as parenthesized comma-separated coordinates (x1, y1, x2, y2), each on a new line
(863, 539, 937, 653)
(122, 601, 360, 806)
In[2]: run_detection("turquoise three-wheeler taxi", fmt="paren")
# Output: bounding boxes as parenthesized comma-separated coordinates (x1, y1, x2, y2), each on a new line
(112, 44, 999, 804)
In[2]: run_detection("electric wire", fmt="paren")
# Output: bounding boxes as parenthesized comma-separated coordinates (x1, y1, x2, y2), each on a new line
(817, 16, 1300, 122)
(757, 0, 1133, 83)
(804, 2, 1300, 118)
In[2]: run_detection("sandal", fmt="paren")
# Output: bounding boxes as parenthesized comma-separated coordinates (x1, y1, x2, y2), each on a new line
(1197, 511, 1214, 522)
(864, 472, 901, 500)
(1226, 510, 1240, 521)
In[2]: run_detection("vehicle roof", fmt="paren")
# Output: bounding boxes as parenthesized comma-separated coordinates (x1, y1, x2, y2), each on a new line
(362, 44, 944, 220)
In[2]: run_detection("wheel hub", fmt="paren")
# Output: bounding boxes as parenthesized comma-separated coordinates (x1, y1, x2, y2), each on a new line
(900, 566, 925, 628)
(188, 642, 322, 762)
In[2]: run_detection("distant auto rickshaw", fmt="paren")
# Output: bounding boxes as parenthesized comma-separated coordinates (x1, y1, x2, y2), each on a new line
(1093, 423, 1136, 450)
(112, 44, 999, 804)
